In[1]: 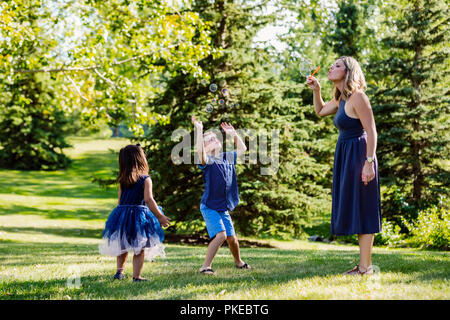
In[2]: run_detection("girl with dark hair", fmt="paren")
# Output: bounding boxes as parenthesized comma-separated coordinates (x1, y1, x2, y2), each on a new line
(99, 144, 170, 282)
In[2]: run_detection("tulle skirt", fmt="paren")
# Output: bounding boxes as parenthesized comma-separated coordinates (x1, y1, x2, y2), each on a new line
(99, 205, 166, 260)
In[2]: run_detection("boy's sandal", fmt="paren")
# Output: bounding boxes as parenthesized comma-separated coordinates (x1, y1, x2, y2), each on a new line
(236, 262, 251, 269)
(113, 272, 125, 280)
(200, 268, 216, 275)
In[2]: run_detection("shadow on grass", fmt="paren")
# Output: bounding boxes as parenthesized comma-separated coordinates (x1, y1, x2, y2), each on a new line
(0, 240, 448, 299)
(0, 226, 104, 239)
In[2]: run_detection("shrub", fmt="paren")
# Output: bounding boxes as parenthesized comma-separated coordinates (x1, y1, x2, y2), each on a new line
(374, 219, 406, 247)
(402, 206, 449, 250)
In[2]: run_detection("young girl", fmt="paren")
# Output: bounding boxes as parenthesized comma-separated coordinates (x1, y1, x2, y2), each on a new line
(99, 144, 171, 282)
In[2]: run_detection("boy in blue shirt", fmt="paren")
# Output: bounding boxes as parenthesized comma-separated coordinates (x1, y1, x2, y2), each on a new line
(192, 116, 251, 275)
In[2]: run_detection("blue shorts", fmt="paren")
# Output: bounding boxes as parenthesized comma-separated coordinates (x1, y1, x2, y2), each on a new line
(200, 203, 236, 239)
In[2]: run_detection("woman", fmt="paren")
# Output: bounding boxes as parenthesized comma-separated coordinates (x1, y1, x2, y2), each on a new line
(306, 56, 382, 275)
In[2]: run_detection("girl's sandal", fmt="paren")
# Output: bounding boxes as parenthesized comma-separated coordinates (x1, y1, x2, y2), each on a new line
(200, 268, 216, 275)
(236, 262, 251, 269)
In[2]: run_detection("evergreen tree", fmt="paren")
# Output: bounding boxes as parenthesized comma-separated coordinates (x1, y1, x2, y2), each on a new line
(369, 0, 450, 221)
(325, 0, 364, 59)
(142, 0, 331, 238)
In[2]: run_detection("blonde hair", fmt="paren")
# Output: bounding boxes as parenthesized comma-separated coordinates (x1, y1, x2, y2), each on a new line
(334, 56, 367, 101)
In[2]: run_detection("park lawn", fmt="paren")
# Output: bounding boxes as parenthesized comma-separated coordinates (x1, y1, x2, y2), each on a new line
(0, 136, 449, 300)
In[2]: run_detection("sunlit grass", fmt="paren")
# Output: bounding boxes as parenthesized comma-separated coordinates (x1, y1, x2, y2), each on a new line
(0, 135, 449, 300)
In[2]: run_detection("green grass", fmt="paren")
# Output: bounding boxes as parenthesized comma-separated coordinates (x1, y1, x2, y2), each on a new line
(0, 136, 449, 300)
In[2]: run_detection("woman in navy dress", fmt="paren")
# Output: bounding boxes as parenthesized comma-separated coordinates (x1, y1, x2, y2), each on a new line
(306, 56, 382, 275)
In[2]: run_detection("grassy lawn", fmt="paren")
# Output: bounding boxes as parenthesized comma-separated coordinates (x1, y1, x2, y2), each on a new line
(0, 136, 449, 300)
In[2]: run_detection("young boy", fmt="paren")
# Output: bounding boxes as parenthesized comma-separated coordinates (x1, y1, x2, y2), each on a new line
(191, 116, 251, 274)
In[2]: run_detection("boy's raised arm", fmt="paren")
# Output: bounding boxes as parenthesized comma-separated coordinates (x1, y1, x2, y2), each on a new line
(192, 116, 206, 166)
(221, 122, 246, 157)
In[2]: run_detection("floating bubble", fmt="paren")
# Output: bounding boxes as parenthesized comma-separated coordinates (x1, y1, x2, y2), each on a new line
(209, 83, 218, 92)
(206, 104, 214, 113)
(200, 79, 208, 86)
(219, 99, 225, 105)
(299, 58, 313, 77)
(211, 98, 217, 104)
(222, 88, 228, 96)
(229, 103, 234, 108)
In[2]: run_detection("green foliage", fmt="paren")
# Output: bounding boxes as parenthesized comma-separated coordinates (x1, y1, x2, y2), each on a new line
(140, 0, 332, 238)
(402, 206, 449, 250)
(324, 0, 364, 58)
(0, 1, 72, 170)
(380, 185, 418, 226)
(0, 0, 213, 169)
(0, 73, 72, 170)
(369, 0, 450, 214)
(374, 219, 406, 247)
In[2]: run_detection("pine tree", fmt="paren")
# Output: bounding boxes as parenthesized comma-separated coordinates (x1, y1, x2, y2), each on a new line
(369, 0, 450, 220)
(141, 0, 332, 238)
(325, 0, 364, 59)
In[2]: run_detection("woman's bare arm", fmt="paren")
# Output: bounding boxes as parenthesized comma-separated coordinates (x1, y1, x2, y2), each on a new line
(307, 76, 339, 117)
(352, 91, 377, 159)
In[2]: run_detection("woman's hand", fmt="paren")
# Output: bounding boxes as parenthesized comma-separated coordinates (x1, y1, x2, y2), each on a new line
(306, 76, 321, 91)
(362, 161, 375, 186)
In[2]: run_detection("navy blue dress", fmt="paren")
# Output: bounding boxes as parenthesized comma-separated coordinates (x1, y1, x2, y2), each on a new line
(99, 175, 166, 260)
(331, 99, 382, 235)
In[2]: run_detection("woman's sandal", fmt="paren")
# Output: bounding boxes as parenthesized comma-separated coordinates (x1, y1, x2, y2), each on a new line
(342, 265, 374, 276)
(236, 262, 251, 269)
(133, 277, 148, 282)
(200, 268, 216, 275)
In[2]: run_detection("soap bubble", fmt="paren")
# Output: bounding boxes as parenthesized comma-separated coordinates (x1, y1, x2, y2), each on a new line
(219, 99, 225, 105)
(222, 88, 228, 96)
(299, 58, 313, 77)
(209, 83, 218, 92)
(211, 98, 217, 104)
(206, 104, 214, 113)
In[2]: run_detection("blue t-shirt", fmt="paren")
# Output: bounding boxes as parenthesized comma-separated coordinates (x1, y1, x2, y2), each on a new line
(198, 151, 239, 212)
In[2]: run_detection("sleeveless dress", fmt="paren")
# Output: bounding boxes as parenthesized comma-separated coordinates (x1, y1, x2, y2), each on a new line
(331, 99, 382, 235)
(98, 175, 166, 260)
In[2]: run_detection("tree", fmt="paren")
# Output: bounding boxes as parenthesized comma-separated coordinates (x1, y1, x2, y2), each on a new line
(0, 0, 213, 169)
(0, 1, 71, 169)
(369, 0, 450, 221)
(141, 0, 332, 238)
(325, 0, 364, 59)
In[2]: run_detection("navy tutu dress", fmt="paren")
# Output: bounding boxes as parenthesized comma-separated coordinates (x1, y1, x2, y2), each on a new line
(331, 99, 382, 235)
(99, 175, 166, 260)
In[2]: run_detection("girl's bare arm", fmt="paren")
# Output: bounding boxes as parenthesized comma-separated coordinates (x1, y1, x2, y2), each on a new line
(143, 177, 170, 227)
